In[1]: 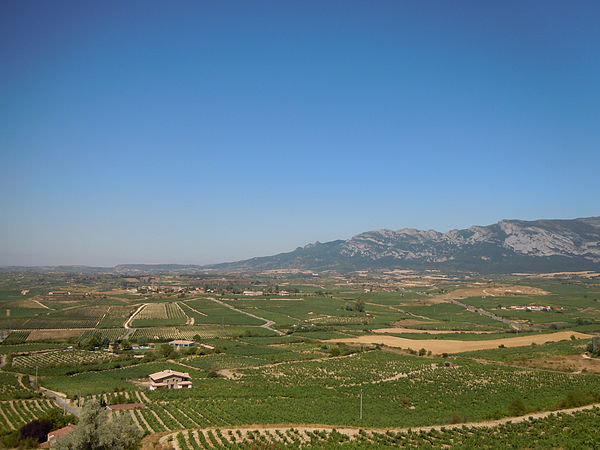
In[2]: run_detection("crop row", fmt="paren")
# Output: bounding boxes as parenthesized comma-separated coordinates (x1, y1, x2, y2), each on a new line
(147, 350, 600, 429)
(11, 350, 116, 369)
(0, 399, 55, 434)
(86, 390, 150, 405)
(97, 305, 137, 328)
(79, 328, 127, 342)
(129, 400, 239, 434)
(135, 303, 168, 320)
(132, 326, 273, 341)
(1, 331, 30, 344)
(166, 407, 600, 449)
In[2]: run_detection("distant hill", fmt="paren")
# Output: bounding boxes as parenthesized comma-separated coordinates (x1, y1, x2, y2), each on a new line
(3, 217, 598, 275)
(207, 217, 600, 274)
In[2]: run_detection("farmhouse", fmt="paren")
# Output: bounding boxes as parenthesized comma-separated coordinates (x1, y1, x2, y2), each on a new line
(149, 369, 192, 390)
(169, 339, 195, 348)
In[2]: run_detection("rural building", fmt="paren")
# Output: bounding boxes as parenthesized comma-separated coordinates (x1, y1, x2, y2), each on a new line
(40, 424, 77, 447)
(107, 403, 145, 411)
(243, 290, 263, 296)
(148, 369, 192, 390)
(168, 339, 195, 348)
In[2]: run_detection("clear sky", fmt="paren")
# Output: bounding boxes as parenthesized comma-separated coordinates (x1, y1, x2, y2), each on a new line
(1, 1, 599, 266)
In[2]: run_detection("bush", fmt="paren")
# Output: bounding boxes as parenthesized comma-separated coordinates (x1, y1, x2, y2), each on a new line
(329, 347, 341, 357)
(507, 398, 527, 416)
(445, 413, 466, 424)
(559, 390, 598, 408)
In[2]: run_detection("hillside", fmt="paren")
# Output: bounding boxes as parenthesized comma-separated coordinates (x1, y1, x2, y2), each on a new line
(208, 217, 600, 273)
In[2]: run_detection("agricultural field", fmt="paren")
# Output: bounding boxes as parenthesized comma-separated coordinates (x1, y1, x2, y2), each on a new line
(10, 350, 116, 370)
(182, 299, 264, 326)
(0, 399, 57, 434)
(132, 302, 189, 327)
(164, 407, 600, 449)
(0, 271, 599, 448)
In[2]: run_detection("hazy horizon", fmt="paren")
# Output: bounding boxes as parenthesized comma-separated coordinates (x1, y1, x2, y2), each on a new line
(2, 1, 599, 266)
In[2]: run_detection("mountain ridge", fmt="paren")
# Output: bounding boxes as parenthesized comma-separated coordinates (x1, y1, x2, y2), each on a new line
(207, 216, 600, 273)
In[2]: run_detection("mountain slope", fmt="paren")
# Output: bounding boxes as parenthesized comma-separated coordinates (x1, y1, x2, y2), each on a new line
(208, 217, 600, 273)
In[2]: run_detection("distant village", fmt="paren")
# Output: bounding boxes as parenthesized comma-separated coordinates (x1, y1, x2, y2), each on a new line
(499, 305, 564, 312)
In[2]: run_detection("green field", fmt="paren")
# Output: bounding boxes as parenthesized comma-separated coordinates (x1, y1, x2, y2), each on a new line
(1, 271, 599, 449)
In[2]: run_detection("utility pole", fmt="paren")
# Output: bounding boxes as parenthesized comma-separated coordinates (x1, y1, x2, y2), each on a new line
(360, 388, 363, 420)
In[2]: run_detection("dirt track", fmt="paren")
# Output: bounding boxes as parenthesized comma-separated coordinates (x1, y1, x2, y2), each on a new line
(325, 331, 592, 354)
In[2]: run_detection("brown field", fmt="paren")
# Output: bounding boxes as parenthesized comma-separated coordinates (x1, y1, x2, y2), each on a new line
(512, 271, 600, 279)
(325, 331, 592, 354)
(515, 354, 600, 374)
(439, 285, 549, 300)
(393, 319, 438, 326)
(26, 329, 86, 341)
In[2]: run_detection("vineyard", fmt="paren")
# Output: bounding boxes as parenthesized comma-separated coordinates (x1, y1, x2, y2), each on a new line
(132, 326, 274, 341)
(79, 328, 127, 342)
(0, 399, 56, 434)
(133, 303, 189, 327)
(1, 273, 600, 449)
(22, 305, 112, 329)
(162, 407, 600, 449)
(97, 305, 138, 328)
(11, 350, 116, 369)
(182, 300, 264, 326)
(0, 331, 29, 344)
(141, 350, 600, 429)
(0, 373, 35, 401)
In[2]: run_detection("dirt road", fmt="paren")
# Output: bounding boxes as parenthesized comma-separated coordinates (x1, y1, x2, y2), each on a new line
(123, 303, 147, 339)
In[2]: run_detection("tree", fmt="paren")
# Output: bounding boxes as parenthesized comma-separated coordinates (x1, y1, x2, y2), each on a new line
(120, 340, 132, 351)
(158, 343, 174, 359)
(41, 408, 76, 429)
(85, 335, 101, 351)
(52, 401, 142, 450)
(354, 300, 365, 313)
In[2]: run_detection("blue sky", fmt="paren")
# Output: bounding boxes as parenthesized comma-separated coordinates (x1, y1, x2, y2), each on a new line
(1, 1, 599, 266)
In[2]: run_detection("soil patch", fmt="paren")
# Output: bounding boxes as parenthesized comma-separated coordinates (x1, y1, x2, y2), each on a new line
(26, 329, 86, 341)
(325, 331, 592, 354)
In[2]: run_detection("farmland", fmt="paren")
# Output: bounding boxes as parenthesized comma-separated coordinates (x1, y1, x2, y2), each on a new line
(0, 271, 599, 448)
